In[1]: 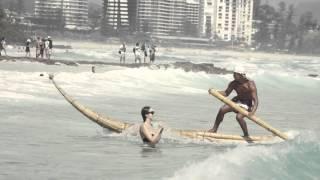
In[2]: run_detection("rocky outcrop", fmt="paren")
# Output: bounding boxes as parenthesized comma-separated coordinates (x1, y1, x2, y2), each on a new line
(172, 62, 230, 74)
(308, 74, 319, 78)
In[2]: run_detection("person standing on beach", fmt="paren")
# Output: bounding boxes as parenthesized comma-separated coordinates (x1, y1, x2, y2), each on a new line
(149, 45, 156, 63)
(140, 106, 164, 147)
(48, 36, 53, 59)
(25, 38, 31, 57)
(141, 42, 148, 63)
(119, 42, 126, 64)
(39, 38, 45, 59)
(133, 42, 141, 64)
(208, 67, 259, 137)
(0, 37, 7, 56)
(35, 37, 41, 59)
(44, 38, 50, 59)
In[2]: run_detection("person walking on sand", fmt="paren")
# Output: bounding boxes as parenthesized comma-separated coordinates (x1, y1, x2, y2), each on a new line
(208, 67, 259, 137)
(25, 38, 31, 57)
(0, 37, 7, 56)
(119, 42, 126, 64)
(140, 106, 164, 147)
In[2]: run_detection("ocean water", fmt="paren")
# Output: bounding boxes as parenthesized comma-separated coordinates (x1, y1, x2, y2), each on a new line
(1, 41, 320, 180)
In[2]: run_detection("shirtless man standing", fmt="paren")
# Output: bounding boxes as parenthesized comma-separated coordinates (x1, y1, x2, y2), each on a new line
(208, 67, 258, 137)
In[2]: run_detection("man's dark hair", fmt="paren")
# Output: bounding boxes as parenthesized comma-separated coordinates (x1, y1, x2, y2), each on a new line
(141, 106, 153, 122)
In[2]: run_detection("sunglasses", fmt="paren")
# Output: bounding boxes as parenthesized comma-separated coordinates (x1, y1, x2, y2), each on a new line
(146, 111, 154, 115)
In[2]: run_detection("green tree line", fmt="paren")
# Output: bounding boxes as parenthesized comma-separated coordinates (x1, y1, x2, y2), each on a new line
(255, 1, 320, 54)
(0, 4, 27, 43)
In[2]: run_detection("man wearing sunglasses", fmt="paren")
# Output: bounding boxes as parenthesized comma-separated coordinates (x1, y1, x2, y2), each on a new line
(139, 106, 164, 146)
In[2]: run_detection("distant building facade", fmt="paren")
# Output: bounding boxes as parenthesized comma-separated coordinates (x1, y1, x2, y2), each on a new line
(62, 0, 89, 30)
(102, 0, 129, 32)
(102, 0, 138, 34)
(202, 0, 254, 45)
(34, 0, 89, 31)
(137, 0, 201, 36)
(202, 0, 215, 37)
(127, 0, 138, 32)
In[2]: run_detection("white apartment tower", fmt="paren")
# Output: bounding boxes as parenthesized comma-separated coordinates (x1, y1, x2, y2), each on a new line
(202, 0, 253, 45)
(102, 0, 138, 33)
(103, 0, 129, 31)
(137, 0, 200, 35)
(62, 0, 89, 30)
(186, 0, 201, 26)
(34, 0, 89, 30)
(34, 0, 63, 25)
(202, 0, 215, 37)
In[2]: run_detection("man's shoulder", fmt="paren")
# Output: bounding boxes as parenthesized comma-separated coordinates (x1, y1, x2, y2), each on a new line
(247, 80, 257, 90)
(139, 123, 146, 131)
(248, 79, 256, 85)
(229, 80, 237, 86)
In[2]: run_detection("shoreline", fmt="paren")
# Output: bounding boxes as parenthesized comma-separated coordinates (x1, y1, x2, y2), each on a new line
(5, 38, 320, 62)
(50, 37, 320, 59)
(0, 56, 232, 75)
(48, 39, 320, 62)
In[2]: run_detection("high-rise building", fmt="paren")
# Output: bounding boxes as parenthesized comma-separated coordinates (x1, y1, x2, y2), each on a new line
(102, 0, 129, 32)
(202, 0, 215, 37)
(62, 0, 89, 30)
(127, 0, 138, 32)
(137, 0, 201, 36)
(34, 0, 89, 30)
(102, 0, 138, 33)
(201, 0, 254, 45)
(186, 0, 201, 26)
(34, 0, 63, 29)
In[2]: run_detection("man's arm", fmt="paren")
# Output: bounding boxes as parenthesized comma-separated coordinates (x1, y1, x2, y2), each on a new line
(218, 81, 234, 97)
(249, 81, 258, 116)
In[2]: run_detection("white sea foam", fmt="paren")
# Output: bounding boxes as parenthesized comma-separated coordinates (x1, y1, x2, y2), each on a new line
(165, 146, 275, 180)
(1, 42, 320, 180)
(165, 133, 320, 180)
(53, 68, 213, 98)
(0, 71, 60, 102)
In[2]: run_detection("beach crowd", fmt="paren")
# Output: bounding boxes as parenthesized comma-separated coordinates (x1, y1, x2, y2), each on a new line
(0, 35, 53, 60)
(1, 36, 157, 65)
(118, 41, 156, 64)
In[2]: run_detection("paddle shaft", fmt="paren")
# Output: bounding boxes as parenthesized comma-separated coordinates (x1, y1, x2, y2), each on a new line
(209, 89, 288, 140)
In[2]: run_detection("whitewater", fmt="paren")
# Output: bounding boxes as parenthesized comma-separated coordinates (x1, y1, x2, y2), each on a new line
(0, 41, 319, 179)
